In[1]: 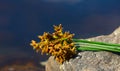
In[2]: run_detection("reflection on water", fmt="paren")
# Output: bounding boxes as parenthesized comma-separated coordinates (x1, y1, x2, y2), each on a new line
(0, 57, 45, 71)
(0, 47, 48, 71)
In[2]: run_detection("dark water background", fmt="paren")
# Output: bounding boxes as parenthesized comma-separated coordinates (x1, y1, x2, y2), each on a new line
(0, 0, 120, 70)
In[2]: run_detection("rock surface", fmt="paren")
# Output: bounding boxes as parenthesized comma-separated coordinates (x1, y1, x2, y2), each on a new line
(46, 27, 120, 71)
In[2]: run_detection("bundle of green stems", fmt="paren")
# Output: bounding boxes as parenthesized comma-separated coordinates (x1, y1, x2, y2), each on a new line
(73, 39, 120, 52)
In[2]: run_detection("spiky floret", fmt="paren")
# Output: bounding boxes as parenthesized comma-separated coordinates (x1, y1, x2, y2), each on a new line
(30, 24, 76, 64)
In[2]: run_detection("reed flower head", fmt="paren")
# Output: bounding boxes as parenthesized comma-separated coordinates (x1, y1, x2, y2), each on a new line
(30, 24, 120, 64)
(30, 24, 76, 64)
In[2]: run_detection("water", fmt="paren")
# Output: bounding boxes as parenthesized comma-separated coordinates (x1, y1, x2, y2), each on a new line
(0, 0, 120, 70)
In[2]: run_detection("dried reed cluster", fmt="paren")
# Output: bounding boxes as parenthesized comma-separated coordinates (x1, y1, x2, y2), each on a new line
(30, 24, 76, 64)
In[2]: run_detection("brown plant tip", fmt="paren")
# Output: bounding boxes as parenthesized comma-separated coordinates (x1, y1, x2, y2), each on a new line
(30, 24, 76, 64)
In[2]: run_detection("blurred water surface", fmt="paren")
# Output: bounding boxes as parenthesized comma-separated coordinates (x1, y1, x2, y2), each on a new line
(0, 0, 120, 70)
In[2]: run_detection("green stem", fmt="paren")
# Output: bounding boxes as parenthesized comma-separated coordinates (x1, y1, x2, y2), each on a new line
(75, 42, 120, 50)
(73, 39, 120, 52)
(73, 39, 120, 47)
(76, 44, 120, 52)
(76, 46, 101, 51)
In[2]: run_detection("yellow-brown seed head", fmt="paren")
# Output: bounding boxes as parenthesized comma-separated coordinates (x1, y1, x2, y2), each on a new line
(30, 24, 76, 64)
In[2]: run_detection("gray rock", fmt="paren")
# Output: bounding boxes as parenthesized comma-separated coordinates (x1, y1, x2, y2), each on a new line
(46, 27, 120, 71)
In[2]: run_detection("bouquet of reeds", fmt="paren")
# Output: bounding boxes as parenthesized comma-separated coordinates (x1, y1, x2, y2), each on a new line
(30, 24, 120, 64)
